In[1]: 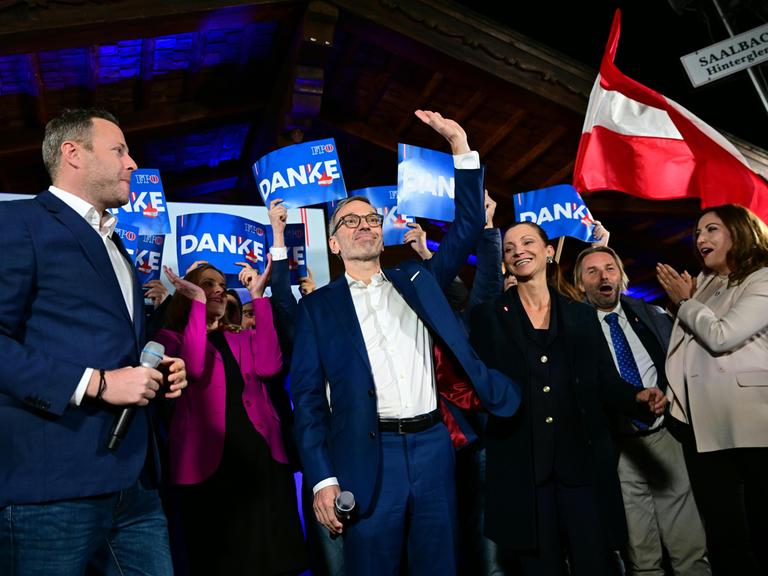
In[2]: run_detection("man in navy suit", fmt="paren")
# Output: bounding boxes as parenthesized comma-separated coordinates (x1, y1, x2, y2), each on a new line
(0, 109, 187, 575)
(290, 110, 520, 575)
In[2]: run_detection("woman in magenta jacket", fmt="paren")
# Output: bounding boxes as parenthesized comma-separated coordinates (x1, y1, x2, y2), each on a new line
(156, 259, 306, 576)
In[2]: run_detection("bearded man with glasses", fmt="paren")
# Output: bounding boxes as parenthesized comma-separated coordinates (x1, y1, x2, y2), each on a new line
(290, 110, 520, 576)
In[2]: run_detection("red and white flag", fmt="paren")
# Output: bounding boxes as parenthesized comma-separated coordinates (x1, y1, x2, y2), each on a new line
(573, 10, 768, 223)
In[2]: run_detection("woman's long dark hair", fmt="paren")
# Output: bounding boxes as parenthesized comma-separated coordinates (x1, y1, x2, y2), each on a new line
(504, 221, 581, 301)
(696, 204, 768, 287)
(162, 264, 233, 334)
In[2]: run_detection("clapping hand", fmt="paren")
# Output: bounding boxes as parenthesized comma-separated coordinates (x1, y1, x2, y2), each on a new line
(656, 263, 694, 306)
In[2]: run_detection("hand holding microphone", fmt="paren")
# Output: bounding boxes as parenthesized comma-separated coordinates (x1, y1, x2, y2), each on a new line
(313, 485, 349, 535)
(327, 490, 356, 540)
(334, 490, 356, 522)
(106, 341, 165, 451)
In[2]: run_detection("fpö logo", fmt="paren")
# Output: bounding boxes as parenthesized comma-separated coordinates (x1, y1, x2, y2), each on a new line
(142, 234, 164, 246)
(119, 230, 137, 242)
(134, 173, 160, 185)
(310, 143, 335, 156)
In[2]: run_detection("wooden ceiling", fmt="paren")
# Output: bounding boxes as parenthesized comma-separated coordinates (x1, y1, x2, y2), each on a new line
(1, 0, 766, 300)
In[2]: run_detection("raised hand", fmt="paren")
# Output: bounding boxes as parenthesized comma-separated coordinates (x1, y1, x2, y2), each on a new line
(268, 198, 287, 246)
(404, 222, 432, 260)
(299, 266, 316, 296)
(143, 279, 169, 308)
(185, 259, 208, 275)
(484, 190, 497, 229)
(236, 254, 273, 299)
(164, 265, 205, 303)
(591, 220, 610, 247)
(414, 110, 470, 155)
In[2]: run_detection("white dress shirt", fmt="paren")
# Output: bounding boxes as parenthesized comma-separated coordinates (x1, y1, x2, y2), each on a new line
(50, 186, 135, 405)
(347, 271, 436, 419)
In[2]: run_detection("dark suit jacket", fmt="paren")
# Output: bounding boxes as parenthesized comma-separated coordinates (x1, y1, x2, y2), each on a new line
(619, 295, 672, 391)
(290, 168, 521, 516)
(0, 191, 147, 506)
(470, 289, 648, 551)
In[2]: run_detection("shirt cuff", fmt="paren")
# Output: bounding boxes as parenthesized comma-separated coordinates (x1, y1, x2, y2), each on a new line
(313, 477, 339, 494)
(71, 367, 94, 406)
(270, 246, 288, 261)
(453, 150, 480, 170)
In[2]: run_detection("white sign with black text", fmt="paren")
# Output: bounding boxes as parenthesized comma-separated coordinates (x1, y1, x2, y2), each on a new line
(681, 22, 768, 87)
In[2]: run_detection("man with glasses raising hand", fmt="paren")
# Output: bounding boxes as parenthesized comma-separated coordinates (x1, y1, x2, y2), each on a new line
(291, 110, 520, 575)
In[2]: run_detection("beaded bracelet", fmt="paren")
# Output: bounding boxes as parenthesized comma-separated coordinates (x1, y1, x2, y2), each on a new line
(95, 369, 107, 401)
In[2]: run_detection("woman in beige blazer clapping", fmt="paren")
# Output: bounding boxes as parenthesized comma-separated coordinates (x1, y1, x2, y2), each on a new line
(657, 204, 768, 576)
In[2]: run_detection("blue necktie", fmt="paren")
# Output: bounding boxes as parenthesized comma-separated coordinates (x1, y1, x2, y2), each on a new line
(604, 312, 648, 430)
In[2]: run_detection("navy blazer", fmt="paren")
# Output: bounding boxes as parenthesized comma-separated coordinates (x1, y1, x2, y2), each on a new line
(470, 290, 648, 551)
(0, 191, 148, 506)
(290, 168, 521, 515)
(619, 295, 672, 391)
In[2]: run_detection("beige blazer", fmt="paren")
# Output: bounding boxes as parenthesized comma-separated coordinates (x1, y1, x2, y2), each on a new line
(666, 267, 768, 453)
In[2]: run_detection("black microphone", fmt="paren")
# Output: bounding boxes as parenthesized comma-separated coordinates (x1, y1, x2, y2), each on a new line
(107, 341, 165, 451)
(334, 490, 356, 522)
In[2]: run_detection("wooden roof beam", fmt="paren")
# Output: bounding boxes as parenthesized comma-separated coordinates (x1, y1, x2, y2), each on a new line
(0, 1, 301, 55)
(0, 101, 267, 159)
(330, 0, 594, 114)
(501, 125, 566, 181)
(453, 90, 485, 124)
(537, 159, 574, 188)
(394, 71, 444, 136)
(478, 109, 526, 158)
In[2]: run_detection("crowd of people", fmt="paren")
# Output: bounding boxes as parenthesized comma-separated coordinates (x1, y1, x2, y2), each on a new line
(1, 107, 767, 576)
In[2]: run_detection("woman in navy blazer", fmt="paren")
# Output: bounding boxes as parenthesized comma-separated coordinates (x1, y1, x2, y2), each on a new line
(155, 261, 306, 576)
(470, 222, 666, 576)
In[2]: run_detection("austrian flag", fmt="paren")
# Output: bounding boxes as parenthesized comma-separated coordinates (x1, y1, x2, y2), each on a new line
(573, 10, 768, 223)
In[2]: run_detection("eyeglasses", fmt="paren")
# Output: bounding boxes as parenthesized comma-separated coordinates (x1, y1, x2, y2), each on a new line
(332, 213, 384, 234)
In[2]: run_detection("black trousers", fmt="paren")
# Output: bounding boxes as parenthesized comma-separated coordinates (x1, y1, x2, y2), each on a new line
(500, 477, 615, 576)
(670, 418, 768, 576)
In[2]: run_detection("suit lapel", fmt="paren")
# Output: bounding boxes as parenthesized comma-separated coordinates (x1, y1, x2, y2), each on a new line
(489, 289, 531, 387)
(111, 231, 145, 344)
(621, 299, 667, 388)
(497, 289, 527, 356)
(385, 267, 432, 329)
(37, 191, 135, 329)
(324, 276, 372, 373)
